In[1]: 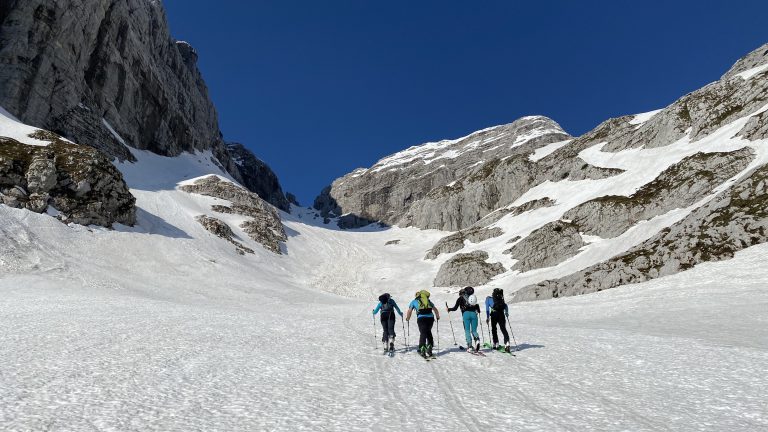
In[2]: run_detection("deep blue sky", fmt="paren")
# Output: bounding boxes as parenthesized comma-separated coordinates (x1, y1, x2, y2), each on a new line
(164, 1, 768, 206)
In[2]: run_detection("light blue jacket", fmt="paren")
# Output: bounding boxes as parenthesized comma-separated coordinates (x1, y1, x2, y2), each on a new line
(485, 296, 508, 319)
(409, 299, 436, 318)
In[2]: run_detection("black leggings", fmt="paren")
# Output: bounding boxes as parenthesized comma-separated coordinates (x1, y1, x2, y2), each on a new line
(380, 312, 396, 341)
(417, 316, 435, 349)
(491, 312, 509, 344)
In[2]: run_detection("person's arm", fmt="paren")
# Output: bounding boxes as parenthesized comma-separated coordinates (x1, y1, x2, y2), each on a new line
(472, 304, 481, 314)
(447, 298, 461, 312)
(431, 302, 440, 320)
(392, 300, 403, 316)
(372, 302, 381, 315)
(504, 303, 509, 317)
(405, 301, 414, 321)
(485, 298, 492, 320)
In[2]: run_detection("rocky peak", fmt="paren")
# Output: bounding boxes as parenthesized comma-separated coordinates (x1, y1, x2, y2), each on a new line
(225, 143, 289, 212)
(721, 42, 768, 80)
(0, 0, 289, 214)
(313, 115, 571, 227)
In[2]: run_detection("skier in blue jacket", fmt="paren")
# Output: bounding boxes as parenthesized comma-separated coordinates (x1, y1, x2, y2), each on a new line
(485, 288, 511, 352)
(372, 293, 403, 352)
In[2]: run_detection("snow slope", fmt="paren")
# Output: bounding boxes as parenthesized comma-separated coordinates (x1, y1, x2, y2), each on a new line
(1, 143, 767, 431)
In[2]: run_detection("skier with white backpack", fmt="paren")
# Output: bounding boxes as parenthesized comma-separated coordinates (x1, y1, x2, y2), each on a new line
(447, 286, 481, 353)
(372, 293, 403, 354)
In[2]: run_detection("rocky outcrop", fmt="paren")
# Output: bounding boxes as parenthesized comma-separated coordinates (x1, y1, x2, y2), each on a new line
(513, 162, 768, 302)
(225, 143, 289, 211)
(504, 220, 585, 271)
(433, 250, 505, 287)
(195, 215, 254, 255)
(315, 116, 572, 229)
(0, 132, 135, 226)
(181, 176, 286, 254)
(0, 0, 288, 208)
(564, 148, 755, 238)
(425, 227, 503, 260)
(599, 43, 768, 153)
(0, 0, 221, 159)
(472, 197, 556, 228)
(402, 152, 621, 231)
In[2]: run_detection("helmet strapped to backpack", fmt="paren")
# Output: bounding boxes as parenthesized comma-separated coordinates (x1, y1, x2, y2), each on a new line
(468, 294, 478, 306)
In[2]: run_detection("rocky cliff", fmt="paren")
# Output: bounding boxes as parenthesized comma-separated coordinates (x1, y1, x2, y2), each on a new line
(314, 116, 572, 229)
(321, 42, 768, 294)
(0, 0, 287, 209)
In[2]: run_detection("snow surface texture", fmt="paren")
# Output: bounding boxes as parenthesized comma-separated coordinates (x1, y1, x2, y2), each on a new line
(1, 143, 767, 431)
(0, 105, 54, 146)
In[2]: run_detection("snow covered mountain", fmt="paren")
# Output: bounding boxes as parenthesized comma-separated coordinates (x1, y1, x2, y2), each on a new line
(317, 42, 768, 301)
(1, 1, 768, 429)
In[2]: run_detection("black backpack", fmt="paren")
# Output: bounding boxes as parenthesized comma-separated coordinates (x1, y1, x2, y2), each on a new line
(492, 288, 505, 311)
(379, 293, 392, 313)
(464, 286, 475, 296)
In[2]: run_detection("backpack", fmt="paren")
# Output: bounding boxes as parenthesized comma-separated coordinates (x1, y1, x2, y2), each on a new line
(463, 286, 475, 296)
(379, 293, 392, 313)
(492, 288, 505, 311)
(467, 294, 478, 306)
(416, 290, 431, 313)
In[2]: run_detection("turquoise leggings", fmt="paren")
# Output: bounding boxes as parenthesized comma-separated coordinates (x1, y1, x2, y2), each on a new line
(462, 311, 480, 345)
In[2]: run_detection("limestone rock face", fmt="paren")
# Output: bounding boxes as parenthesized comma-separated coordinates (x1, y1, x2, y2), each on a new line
(513, 163, 768, 302)
(195, 215, 254, 256)
(433, 250, 506, 287)
(0, 132, 135, 227)
(315, 116, 573, 230)
(0, 0, 288, 207)
(505, 221, 585, 272)
(564, 148, 755, 238)
(181, 176, 286, 254)
(425, 227, 503, 260)
(225, 143, 289, 211)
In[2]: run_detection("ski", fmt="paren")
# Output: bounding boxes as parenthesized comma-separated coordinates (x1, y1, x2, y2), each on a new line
(468, 350, 486, 357)
(497, 347, 516, 357)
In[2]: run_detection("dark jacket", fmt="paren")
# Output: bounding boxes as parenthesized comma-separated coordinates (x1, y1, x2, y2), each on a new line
(448, 296, 480, 314)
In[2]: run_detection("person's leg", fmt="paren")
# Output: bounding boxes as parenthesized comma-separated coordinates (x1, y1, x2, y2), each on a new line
(417, 317, 428, 353)
(425, 317, 435, 350)
(462, 311, 472, 346)
(380, 315, 389, 342)
(498, 314, 510, 344)
(491, 314, 499, 345)
(468, 313, 479, 341)
(387, 313, 396, 341)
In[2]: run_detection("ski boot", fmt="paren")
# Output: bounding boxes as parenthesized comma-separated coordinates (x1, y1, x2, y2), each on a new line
(419, 345, 428, 359)
(474, 338, 481, 353)
(389, 337, 395, 353)
(492, 343, 499, 350)
(504, 342, 511, 353)
(427, 344, 435, 358)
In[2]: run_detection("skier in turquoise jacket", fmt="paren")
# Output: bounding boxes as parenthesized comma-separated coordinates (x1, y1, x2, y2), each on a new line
(373, 293, 403, 352)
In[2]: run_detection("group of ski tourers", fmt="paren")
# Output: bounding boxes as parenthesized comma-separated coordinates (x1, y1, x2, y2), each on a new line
(372, 287, 514, 360)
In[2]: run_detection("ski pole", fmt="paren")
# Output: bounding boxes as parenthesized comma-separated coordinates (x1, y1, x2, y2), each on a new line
(371, 315, 376, 349)
(401, 316, 408, 351)
(477, 312, 486, 346)
(445, 302, 458, 346)
(372, 313, 377, 350)
(407, 320, 411, 353)
(507, 318, 519, 352)
(436, 319, 440, 353)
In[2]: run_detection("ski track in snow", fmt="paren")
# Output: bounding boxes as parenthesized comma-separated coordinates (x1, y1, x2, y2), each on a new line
(1, 117, 767, 431)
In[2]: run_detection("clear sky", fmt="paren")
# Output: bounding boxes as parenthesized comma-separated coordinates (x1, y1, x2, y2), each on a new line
(164, 0, 768, 206)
